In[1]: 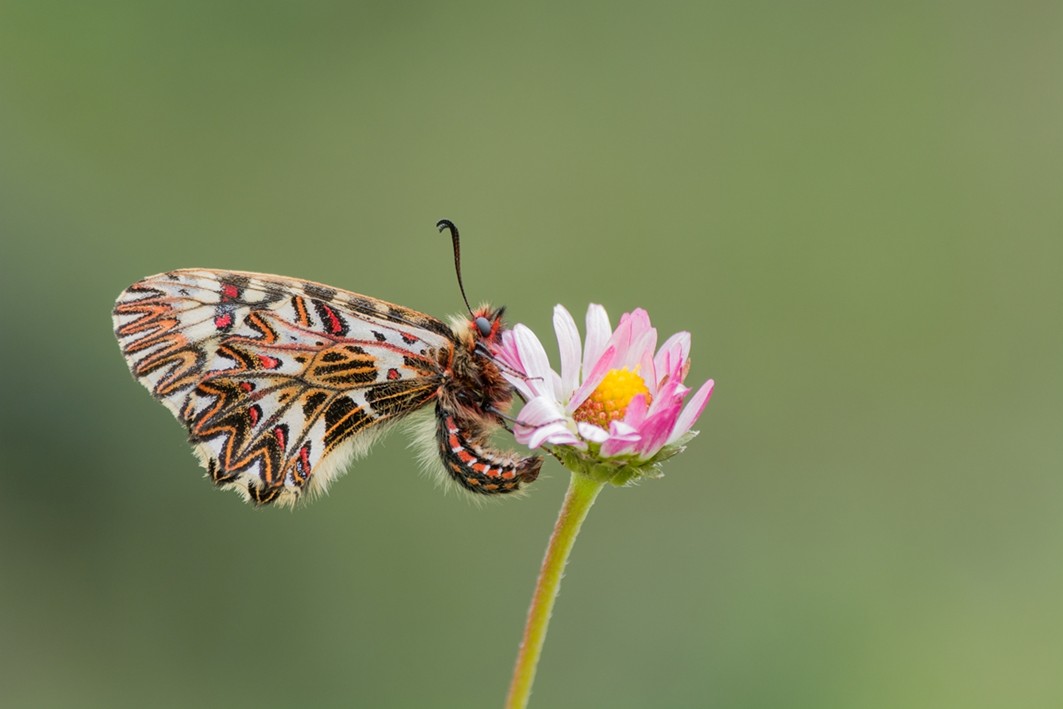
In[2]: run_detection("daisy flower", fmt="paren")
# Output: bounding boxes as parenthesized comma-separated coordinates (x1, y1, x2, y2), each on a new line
(493, 304, 714, 484)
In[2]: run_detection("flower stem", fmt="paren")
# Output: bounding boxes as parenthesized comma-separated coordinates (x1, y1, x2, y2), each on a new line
(505, 471, 605, 709)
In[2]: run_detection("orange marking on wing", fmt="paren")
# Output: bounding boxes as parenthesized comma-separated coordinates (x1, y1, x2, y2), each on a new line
(215, 343, 255, 370)
(242, 311, 279, 344)
(293, 296, 310, 326)
(136, 346, 201, 394)
(115, 299, 182, 345)
(324, 406, 373, 440)
(367, 383, 437, 404)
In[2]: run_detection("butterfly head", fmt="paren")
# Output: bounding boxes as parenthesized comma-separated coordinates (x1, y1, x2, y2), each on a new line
(468, 305, 507, 348)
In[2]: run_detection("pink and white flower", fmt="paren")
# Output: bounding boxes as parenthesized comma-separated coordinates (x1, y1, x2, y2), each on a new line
(493, 304, 714, 481)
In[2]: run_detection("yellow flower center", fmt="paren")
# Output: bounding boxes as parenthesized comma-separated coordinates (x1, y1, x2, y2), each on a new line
(573, 368, 651, 428)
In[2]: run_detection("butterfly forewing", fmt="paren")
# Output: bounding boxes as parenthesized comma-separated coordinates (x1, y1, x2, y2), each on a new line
(114, 269, 458, 506)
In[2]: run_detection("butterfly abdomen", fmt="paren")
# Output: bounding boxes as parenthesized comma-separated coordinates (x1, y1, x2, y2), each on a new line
(430, 315, 542, 495)
(435, 406, 542, 494)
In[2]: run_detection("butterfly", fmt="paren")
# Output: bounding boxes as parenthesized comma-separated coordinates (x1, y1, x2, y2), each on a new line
(112, 221, 542, 506)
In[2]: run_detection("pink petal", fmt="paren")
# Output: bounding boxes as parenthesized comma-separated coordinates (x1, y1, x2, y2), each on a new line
(624, 392, 650, 429)
(495, 329, 535, 400)
(645, 377, 684, 417)
(636, 401, 683, 457)
(601, 421, 641, 457)
(667, 378, 714, 444)
(553, 305, 581, 396)
(616, 309, 653, 358)
(653, 332, 690, 386)
(582, 304, 612, 377)
(605, 311, 636, 363)
(631, 328, 658, 393)
(569, 344, 617, 412)
(495, 329, 522, 370)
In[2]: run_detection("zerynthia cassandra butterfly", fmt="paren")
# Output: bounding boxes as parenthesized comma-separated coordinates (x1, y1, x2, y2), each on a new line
(112, 222, 541, 506)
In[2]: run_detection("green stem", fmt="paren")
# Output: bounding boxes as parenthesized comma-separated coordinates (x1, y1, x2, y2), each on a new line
(505, 471, 605, 709)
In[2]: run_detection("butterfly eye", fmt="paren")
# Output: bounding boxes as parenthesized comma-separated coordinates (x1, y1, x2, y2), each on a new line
(475, 316, 493, 338)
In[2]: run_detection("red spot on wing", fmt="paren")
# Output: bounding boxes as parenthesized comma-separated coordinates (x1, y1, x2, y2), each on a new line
(221, 284, 239, 300)
(214, 313, 233, 330)
(400, 332, 418, 344)
(387, 368, 400, 381)
(298, 445, 311, 476)
(248, 405, 261, 426)
(320, 304, 343, 334)
(274, 427, 286, 448)
(457, 449, 475, 464)
(258, 355, 280, 369)
(240, 381, 255, 393)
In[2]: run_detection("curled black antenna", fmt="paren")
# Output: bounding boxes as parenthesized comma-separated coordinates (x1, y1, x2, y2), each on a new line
(436, 219, 474, 316)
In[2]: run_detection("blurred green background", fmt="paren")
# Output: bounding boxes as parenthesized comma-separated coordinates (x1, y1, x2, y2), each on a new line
(2, 2, 1061, 707)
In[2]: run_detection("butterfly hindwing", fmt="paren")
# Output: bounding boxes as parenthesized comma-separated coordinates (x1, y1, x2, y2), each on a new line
(114, 269, 454, 506)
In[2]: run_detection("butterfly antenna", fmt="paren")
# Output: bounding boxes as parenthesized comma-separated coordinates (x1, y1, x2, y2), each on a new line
(436, 219, 474, 316)
(474, 341, 540, 392)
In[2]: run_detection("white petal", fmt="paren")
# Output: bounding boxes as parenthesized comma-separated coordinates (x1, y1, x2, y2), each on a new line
(576, 421, 610, 443)
(530, 422, 582, 449)
(609, 420, 640, 439)
(582, 304, 612, 379)
(514, 324, 556, 398)
(503, 376, 535, 402)
(553, 305, 582, 397)
(549, 370, 564, 400)
(516, 395, 567, 427)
